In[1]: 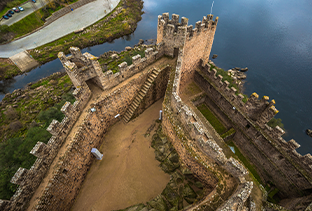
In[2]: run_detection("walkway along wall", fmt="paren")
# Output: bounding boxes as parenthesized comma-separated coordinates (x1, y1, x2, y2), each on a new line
(32, 61, 172, 211)
(0, 85, 91, 211)
(0, 46, 166, 210)
(161, 47, 255, 210)
(194, 60, 312, 198)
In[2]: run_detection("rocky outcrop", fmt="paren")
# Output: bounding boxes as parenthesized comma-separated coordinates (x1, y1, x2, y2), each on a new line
(306, 129, 312, 138)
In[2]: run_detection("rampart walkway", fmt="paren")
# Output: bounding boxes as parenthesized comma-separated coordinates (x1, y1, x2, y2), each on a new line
(27, 57, 176, 210)
(0, 0, 120, 58)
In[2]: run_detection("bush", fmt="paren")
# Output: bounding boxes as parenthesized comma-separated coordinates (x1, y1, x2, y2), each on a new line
(0, 127, 52, 199)
(4, 107, 19, 121)
(37, 107, 64, 128)
(9, 121, 23, 132)
(267, 118, 284, 130)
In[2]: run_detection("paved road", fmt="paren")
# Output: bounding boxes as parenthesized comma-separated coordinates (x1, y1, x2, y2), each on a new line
(0, 0, 48, 26)
(0, 0, 119, 58)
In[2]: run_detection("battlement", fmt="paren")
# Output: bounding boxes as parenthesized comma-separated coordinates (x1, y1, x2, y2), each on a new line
(58, 47, 164, 92)
(99, 47, 164, 90)
(0, 85, 91, 211)
(195, 59, 312, 196)
(157, 12, 218, 58)
(162, 46, 254, 209)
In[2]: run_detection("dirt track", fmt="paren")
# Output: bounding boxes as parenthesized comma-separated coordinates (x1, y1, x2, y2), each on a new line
(71, 99, 170, 211)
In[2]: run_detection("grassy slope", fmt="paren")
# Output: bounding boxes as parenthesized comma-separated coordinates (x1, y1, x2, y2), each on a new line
(7, 10, 45, 38)
(0, 73, 74, 199)
(0, 60, 20, 80)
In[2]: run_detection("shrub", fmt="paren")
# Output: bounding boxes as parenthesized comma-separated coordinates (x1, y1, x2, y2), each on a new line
(267, 118, 284, 130)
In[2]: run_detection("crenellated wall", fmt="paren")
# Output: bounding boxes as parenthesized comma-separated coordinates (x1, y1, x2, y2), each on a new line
(2, 10, 312, 210)
(32, 60, 172, 210)
(0, 85, 91, 211)
(162, 47, 255, 210)
(59, 46, 164, 91)
(194, 60, 312, 198)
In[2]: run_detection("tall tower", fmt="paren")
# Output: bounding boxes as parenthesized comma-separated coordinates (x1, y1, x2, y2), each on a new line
(157, 12, 218, 91)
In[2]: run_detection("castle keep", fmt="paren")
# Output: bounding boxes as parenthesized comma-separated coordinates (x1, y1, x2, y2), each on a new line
(0, 12, 312, 211)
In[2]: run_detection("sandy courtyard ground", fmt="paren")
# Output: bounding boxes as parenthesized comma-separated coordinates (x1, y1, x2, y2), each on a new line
(71, 99, 170, 211)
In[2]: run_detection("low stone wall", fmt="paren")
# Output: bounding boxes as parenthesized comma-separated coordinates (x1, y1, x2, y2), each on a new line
(194, 62, 312, 197)
(0, 85, 91, 211)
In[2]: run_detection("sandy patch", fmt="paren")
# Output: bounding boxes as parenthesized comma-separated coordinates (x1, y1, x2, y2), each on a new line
(71, 99, 169, 211)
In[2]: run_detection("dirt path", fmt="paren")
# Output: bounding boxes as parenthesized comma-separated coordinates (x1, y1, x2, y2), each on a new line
(71, 99, 169, 211)
(27, 57, 175, 210)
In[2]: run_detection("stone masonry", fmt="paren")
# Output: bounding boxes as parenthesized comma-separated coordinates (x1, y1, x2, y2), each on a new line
(1, 11, 312, 211)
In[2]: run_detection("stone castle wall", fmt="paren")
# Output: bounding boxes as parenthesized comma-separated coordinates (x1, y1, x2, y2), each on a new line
(194, 61, 312, 197)
(162, 48, 255, 210)
(59, 47, 163, 91)
(0, 45, 166, 210)
(179, 15, 217, 91)
(0, 85, 92, 211)
(157, 13, 218, 91)
(32, 61, 172, 210)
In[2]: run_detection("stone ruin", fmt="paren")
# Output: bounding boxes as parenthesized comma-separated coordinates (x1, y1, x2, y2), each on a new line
(0, 12, 312, 211)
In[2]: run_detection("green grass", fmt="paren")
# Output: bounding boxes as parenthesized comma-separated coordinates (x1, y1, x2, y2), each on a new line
(227, 140, 262, 184)
(267, 117, 284, 130)
(0, 61, 20, 80)
(197, 103, 227, 135)
(6, 10, 45, 38)
(98, 48, 146, 73)
(220, 128, 235, 138)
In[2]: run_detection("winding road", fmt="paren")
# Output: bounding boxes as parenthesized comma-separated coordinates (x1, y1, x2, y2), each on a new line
(0, 0, 120, 58)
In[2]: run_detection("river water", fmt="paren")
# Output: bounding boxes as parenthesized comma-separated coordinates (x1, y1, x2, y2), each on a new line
(0, 0, 311, 154)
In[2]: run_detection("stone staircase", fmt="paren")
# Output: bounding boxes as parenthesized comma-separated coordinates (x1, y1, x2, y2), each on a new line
(123, 68, 161, 123)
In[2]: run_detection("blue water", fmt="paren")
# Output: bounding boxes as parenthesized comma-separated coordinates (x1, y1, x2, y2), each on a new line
(0, 0, 311, 154)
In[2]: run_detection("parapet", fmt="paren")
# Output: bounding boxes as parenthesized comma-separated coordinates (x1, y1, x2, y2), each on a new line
(162, 46, 254, 209)
(100, 47, 164, 90)
(0, 85, 92, 211)
(197, 58, 312, 188)
(157, 12, 218, 40)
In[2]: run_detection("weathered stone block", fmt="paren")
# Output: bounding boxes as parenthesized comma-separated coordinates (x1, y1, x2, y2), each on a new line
(11, 168, 29, 185)
(30, 142, 50, 159)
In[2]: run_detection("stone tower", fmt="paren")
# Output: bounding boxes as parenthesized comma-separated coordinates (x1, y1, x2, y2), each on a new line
(157, 13, 218, 90)
(58, 47, 106, 89)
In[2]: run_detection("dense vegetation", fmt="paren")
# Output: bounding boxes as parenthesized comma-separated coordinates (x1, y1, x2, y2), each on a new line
(267, 117, 284, 130)
(0, 74, 75, 199)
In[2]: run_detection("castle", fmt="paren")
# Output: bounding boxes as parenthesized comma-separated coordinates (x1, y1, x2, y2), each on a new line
(0, 12, 312, 211)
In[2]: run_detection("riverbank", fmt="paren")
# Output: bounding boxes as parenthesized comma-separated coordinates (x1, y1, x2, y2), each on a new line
(29, 0, 143, 64)
(0, 0, 143, 81)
